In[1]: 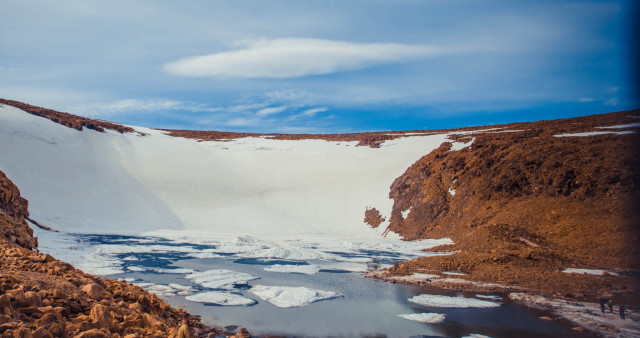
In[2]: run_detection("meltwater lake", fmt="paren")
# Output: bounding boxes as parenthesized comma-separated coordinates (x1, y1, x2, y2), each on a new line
(34, 229, 594, 338)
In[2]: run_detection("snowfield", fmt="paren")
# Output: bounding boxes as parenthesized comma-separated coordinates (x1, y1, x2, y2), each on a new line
(0, 104, 454, 238)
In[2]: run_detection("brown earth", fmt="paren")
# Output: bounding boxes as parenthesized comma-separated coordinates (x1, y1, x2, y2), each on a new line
(373, 109, 640, 305)
(0, 170, 246, 337)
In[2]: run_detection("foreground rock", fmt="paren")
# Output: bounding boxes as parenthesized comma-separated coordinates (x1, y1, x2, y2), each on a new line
(0, 170, 234, 337)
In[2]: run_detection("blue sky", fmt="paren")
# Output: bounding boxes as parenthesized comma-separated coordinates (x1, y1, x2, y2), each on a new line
(1, 0, 637, 133)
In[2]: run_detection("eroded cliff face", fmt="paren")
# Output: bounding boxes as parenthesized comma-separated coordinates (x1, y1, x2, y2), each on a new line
(0, 171, 37, 250)
(382, 110, 640, 300)
(0, 171, 228, 337)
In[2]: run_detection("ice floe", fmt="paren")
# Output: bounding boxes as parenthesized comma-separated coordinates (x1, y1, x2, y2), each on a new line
(185, 291, 257, 306)
(186, 269, 259, 289)
(250, 285, 342, 308)
(408, 294, 501, 308)
(153, 267, 197, 274)
(127, 266, 146, 272)
(264, 264, 320, 275)
(398, 312, 446, 323)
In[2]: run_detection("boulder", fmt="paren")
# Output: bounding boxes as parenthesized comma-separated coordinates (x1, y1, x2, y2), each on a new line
(81, 284, 108, 300)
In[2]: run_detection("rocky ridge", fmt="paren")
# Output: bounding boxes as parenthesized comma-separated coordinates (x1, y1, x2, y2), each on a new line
(370, 110, 640, 305)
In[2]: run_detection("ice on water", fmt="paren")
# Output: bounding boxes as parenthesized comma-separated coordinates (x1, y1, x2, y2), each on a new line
(398, 312, 446, 323)
(408, 294, 501, 308)
(186, 291, 257, 306)
(264, 264, 320, 275)
(250, 285, 342, 308)
(186, 269, 259, 289)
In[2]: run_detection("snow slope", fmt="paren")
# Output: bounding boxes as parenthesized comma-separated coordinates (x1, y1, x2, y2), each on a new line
(0, 104, 452, 238)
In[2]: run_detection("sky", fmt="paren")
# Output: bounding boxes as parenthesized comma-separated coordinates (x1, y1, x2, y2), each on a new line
(1, 0, 638, 133)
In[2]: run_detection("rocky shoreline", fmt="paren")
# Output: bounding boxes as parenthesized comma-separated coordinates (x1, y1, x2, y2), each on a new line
(0, 170, 248, 337)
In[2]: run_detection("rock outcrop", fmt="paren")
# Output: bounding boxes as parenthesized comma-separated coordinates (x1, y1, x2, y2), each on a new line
(378, 110, 640, 302)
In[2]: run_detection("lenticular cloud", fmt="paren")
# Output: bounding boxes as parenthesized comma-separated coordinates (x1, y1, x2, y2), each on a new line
(163, 38, 446, 79)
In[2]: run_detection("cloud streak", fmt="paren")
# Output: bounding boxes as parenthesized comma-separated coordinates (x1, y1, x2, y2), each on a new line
(256, 106, 287, 116)
(163, 38, 449, 79)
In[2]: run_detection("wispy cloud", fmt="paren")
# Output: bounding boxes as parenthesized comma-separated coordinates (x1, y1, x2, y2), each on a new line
(68, 98, 221, 116)
(300, 107, 327, 117)
(163, 38, 450, 79)
(256, 106, 287, 116)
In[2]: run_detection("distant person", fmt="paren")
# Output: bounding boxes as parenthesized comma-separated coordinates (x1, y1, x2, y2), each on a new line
(600, 298, 606, 313)
(620, 305, 626, 320)
(607, 299, 614, 313)
(178, 317, 191, 338)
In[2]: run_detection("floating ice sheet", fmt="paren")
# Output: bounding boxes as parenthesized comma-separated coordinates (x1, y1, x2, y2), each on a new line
(153, 267, 196, 274)
(133, 282, 195, 297)
(250, 285, 342, 308)
(398, 312, 446, 323)
(408, 294, 500, 308)
(264, 264, 320, 275)
(186, 291, 256, 306)
(186, 269, 259, 289)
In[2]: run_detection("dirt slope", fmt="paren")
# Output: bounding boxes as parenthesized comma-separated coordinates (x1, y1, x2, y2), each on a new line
(0, 170, 233, 337)
(375, 110, 640, 303)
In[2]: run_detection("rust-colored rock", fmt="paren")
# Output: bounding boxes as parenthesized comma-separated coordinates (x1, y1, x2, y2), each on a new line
(380, 109, 640, 304)
(81, 284, 108, 300)
(233, 327, 251, 338)
(74, 329, 108, 338)
(363, 207, 385, 228)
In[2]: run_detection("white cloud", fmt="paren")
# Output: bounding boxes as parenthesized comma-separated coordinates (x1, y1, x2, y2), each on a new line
(301, 107, 327, 117)
(163, 38, 449, 79)
(68, 98, 221, 116)
(256, 106, 287, 116)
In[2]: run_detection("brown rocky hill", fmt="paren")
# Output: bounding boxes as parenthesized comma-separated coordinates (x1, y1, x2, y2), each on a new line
(0, 170, 231, 338)
(376, 110, 640, 303)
